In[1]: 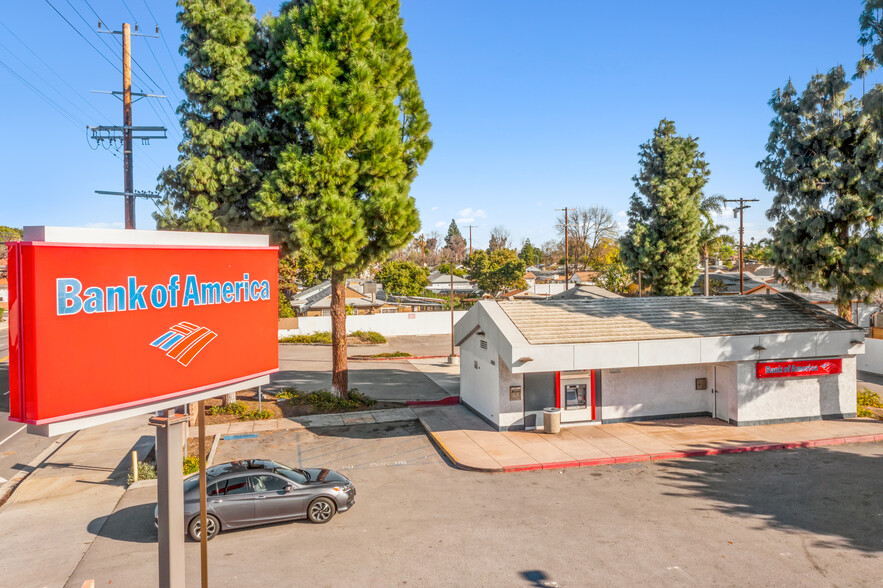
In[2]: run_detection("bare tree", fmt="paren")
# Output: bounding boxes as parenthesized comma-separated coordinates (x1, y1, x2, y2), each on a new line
(556, 206, 618, 269)
(487, 225, 511, 252)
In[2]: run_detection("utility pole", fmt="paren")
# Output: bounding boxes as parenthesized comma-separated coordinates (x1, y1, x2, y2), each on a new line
(466, 225, 476, 257)
(90, 22, 167, 229)
(724, 198, 760, 294)
(555, 207, 570, 289)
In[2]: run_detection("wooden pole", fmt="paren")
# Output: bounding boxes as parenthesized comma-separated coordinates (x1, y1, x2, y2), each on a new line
(122, 23, 134, 229)
(198, 400, 208, 588)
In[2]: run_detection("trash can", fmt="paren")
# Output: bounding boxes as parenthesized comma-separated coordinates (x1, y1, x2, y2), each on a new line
(543, 407, 561, 434)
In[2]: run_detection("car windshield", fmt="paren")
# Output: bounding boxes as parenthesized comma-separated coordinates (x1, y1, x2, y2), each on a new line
(276, 467, 309, 484)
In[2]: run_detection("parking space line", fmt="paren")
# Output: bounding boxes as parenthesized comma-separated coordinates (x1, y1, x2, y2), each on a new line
(0, 425, 26, 448)
(0, 355, 8, 363)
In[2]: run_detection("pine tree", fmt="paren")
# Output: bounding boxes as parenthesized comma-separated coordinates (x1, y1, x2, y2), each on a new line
(757, 67, 883, 320)
(155, 0, 265, 232)
(254, 0, 432, 395)
(620, 120, 709, 296)
(444, 219, 462, 250)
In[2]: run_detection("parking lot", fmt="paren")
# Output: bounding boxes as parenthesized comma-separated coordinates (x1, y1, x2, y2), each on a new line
(64, 421, 883, 587)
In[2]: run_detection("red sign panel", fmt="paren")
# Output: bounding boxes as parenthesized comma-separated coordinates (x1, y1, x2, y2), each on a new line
(8, 240, 279, 425)
(755, 359, 842, 379)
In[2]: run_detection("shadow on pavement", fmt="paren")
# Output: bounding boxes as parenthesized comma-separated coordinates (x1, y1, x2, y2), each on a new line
(305, 421, 425, 440)
(269, 367, 448, 402)
(658, 445, 883, 552)
(88, 503, 157, 543)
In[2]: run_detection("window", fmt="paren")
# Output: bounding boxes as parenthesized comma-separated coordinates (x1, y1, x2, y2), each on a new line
(564, 384, 587, 410)
(381, 307, 397, 313)
(207, 482, 225, 497)
(321, 309, 331, 316)
(224, 476, 251, 495)
(251, 475, 290, 493)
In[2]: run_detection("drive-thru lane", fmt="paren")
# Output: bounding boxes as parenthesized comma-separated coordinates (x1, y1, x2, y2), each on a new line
(0, 329, 62, 485)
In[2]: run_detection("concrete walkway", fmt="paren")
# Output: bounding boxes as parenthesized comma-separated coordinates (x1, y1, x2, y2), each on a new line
(191, 407, 418, 438)
(406, 358, 460, 396)
(413, 405, 883, 473)
(0, 415, 155, 588)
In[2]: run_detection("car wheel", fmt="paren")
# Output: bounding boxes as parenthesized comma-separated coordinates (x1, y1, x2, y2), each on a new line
(188, 514, 220, 541)
(307, 497, 336, 524)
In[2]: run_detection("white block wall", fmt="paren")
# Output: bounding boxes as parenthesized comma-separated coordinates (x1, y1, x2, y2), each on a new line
(857, 337, 883, 374)
(279, 310, 467, 338)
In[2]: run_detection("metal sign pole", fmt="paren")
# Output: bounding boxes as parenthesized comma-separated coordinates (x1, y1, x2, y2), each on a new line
(150, 410, 188, 588)
(198, 400, 208, 588)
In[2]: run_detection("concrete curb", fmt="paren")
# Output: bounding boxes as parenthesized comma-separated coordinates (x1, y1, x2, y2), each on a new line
(417, 424, 883, 474)
(0, 431, 75, 508)
(128, 478, 158, 490)
(416, 417, 503, 473)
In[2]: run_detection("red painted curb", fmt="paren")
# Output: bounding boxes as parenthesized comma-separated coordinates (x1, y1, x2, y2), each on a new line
(407, 396, 460, 406)
(503, 464, 543, 473)
(541, 461, 580, 470)
(650, 452, 688, 461)
(580, 457, 616, 467)
(614, 454, 651, 464)
(842, 435, 876, 444)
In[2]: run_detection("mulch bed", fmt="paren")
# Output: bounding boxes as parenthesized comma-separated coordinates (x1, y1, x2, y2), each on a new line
(202, 388, 404, 426)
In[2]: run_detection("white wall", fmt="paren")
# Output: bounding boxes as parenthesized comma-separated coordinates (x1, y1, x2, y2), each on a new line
(601, 364, 712, 422)
(497, 355, 525, 429)
(735, 356, 856, 424)
(279, 310, 467, 338)
(857, 337, 883, 374)
(529, 283, 567, 296)
(460, 334, 500, 425)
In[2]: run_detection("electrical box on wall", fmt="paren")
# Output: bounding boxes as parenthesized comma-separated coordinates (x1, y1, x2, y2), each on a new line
(509, 386, 522, 401)
(695, 377, 708, 390)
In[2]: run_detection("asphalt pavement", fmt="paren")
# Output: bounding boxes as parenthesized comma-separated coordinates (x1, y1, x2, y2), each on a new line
(0, 323, 65, 486)
(64, 422, 883, 587)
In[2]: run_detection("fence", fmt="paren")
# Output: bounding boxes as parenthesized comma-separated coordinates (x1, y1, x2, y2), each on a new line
(279, 310, 468, 338)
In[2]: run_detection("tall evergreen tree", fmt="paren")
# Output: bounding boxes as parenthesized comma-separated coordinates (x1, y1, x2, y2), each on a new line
(444, 219, 462, 250)
(620, 120, 709, 296)
(155, 0, 265, 232)
(757, 67, 883, 320)
(254, 0, 432, 395)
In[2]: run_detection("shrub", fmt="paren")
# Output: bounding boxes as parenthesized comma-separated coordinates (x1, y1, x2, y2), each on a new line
(858, 406, 874, 418)
(351, 330, 386, 344)
(278, 299, 296, 318)
(128, 461, 157, 485)
(857, 389, 883, 409)
(369, 351, 411, 358)
(277, 388, 374, 411)
(242, 409, 273, 421)
(279, 331, 333, 344)
(183, 456, 200, 475)
(0, 307, 4, 321)
(208, 401, 248, 416)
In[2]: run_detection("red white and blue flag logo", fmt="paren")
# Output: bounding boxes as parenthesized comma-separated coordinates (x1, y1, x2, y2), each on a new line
(150, 322, 217, 366)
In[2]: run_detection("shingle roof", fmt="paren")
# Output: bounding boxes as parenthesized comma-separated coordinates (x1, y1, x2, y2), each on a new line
(549, 285, 622, 300)
(497, 293, 859, 345)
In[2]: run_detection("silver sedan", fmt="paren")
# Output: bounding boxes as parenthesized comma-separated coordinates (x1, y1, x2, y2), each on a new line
(155, 459, 356, 541)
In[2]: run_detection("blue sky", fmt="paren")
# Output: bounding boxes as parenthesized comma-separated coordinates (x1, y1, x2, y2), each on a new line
(1, 1, 877, 249)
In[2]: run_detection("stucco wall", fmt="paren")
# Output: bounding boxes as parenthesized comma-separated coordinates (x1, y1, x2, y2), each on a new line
(459, 333, 500, 426)
(857, 337, 883, 374)
(734, 356, 856, 425)
(600, 364, 712, 422)
(497, 357, 525, 429)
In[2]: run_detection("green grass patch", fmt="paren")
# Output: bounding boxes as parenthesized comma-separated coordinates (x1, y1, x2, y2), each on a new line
(350, 330, 386, 343)
(367, 351, 411, 358)
(276, 388, 376, 412)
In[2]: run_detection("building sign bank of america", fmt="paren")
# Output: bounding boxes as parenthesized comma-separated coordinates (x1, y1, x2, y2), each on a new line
(7, 226, 279, 436)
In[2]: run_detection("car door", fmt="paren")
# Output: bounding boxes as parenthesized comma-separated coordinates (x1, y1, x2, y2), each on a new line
(211, 476, 255, 528)
(252, 474, 311, 523)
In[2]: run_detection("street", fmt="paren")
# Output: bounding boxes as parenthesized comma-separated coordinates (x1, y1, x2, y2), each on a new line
(65, 422, 883, 587)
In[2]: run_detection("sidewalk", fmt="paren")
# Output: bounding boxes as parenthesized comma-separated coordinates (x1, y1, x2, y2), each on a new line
(414, 405, 883, 473)
(0, 415, 155, 588)
(192, 407, 418, 438)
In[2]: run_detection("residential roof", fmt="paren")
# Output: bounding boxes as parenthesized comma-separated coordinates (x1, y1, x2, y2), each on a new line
(524, 271, 536, 280)
(549, 285, 623, 300)
(495, 293, 859, 345)
(691, 271, 766, 295)
(427, 271, 471, 284)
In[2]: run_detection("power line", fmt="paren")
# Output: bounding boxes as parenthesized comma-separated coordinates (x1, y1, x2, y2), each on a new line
(141, 0, 183, 89)
(0, 34, 99, 123)
(42, 0, 122, 76)
(0, 57, 84, 129)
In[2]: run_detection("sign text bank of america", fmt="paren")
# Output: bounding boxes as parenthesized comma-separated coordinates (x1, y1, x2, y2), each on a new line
(56, 273, 272, 315)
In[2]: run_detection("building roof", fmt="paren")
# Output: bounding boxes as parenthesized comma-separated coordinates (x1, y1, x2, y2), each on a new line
(691, 271, 767, 295)
(524, 271, 536, 280)
(549, 285, 622, 300)
(495, 293, 858, 345)
(427, 271, 471, 284)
